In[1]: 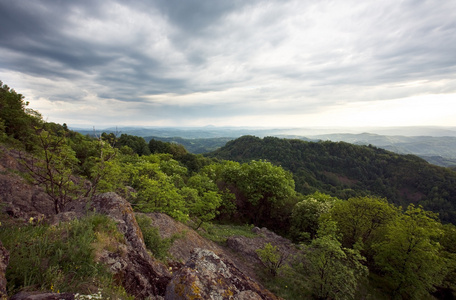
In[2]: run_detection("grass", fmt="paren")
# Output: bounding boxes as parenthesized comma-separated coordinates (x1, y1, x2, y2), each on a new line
(198, 222, 257, 244)
(257, 264, 311, 300)
(135, 214, 182, 260)
(0, 213, 132, 298)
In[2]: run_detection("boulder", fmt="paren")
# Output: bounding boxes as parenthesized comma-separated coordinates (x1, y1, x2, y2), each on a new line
(165, 249, 279, 300)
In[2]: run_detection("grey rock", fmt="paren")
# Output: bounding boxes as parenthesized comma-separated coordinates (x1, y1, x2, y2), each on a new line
(165, 248, 279, 300)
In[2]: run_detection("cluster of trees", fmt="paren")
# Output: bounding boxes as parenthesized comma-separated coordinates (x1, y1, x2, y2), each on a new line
(2, 81, 456, 298)
(289, 193, 456, 299)
(208, 135, 456, 223)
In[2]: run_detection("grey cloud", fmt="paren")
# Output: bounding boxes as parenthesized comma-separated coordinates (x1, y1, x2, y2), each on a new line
(1, 0, 456, 127)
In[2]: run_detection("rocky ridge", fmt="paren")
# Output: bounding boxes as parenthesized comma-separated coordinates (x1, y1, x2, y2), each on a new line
(0, 146, 286, 299)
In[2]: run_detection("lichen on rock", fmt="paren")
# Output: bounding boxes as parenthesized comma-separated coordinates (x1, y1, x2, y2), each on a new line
(165, 248, 279, 300)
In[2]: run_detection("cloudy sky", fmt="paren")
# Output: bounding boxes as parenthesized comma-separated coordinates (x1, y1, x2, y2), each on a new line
(1, 0, 456, 129)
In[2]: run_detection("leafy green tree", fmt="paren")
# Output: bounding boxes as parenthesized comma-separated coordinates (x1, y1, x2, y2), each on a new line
(217, 160, 296, 228)
(0, 80, 42, 149)
(304, 218, 368, 300)
(84, 141, 119, 197)
(22, 129, 80, 213)
(135, 175, 188, 221)
(117, 134, 150, 156)
(189, 190, 221, 230)
(149, 138, 171, 154)
(290, 192, 337, 243)
(123, 155, 189, 221)
(256, 243, 287, 277)
(0, 118, 6, 141)
(329, 196, 398, 252)
(183, 174, 222, 229)
(101, 132, 118, 147)
(372, 204, 446, 299)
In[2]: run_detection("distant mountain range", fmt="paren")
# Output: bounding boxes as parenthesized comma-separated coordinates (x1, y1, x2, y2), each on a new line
(73, 126, 456, 167)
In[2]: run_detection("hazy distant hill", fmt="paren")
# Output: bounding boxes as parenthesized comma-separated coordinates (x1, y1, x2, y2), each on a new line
(73, 126, 456, 167)
(309, 133, 456, 167)
(143, 136, 234, 154)
(206, 136, 456, 223)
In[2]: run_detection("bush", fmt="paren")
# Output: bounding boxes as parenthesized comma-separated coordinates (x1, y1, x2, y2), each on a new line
(256, 243, 287, 277)
(0, 214, 129, 297)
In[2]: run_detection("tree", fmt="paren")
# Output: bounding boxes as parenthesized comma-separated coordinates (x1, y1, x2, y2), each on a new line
(304, 218, 368, 300)
(117, 134, 150, 156)
(372, 204, 446, 299)
(256, 243, 287, 277)
(290, 192, 337, 243)
(22, 129, 80, 213)
(185, 174, 222, 229)
(149, 138, 171, 154)
(329, 196, 398, 252)
(125, 156, 189, 221)
(219, 160, 297, 229)
(0, 80, 42, 149)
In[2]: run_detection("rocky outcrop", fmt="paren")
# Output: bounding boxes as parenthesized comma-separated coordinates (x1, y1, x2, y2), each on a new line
(0, 241, 9, 300)
(147, 213, 262, 281)
(91, 193, 171, 299)
(227, 227, 300, 266)
(165, 249, 279, 300)
(147, 212, 222, 261)
(0, 169, 54, 220)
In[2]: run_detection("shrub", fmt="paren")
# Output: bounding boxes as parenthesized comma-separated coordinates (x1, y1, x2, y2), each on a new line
(256, 243, 287, 277)
(0, 214, 129, 297)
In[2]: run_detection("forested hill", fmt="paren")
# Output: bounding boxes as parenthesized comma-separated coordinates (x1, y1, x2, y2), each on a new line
(206, 135, 456, 223)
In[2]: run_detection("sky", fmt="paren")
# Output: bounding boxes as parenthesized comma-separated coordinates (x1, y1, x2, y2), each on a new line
(1, 0, 456, 129)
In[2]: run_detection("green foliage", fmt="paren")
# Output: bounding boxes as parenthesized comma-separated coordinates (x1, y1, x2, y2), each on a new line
(0, 214, 128, 297)
(290, 192, 337, 243)
(185, 174, 222, 229)
(117, 134, 150, 156)
(2, 82, 456, 298)
(22, 129, 81, 213)
(304, 218, 368, 300)
(256, 243, 287, 277)
(257, 263, 310, 300)
(328, 196, 398, 252)
(206, 159, 297, 229)
(372, 204, 446, 299)
(440, 224, 456, 293)
(207, 135, 456, 223)
(135, 214, 178, 260)
(0, 80, 42, 149)
(199, 223, 256, 244)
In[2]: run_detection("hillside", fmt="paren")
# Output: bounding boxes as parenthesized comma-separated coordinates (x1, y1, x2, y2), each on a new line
(309, 132, 456, 167)
(207, 135, 456, 223)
